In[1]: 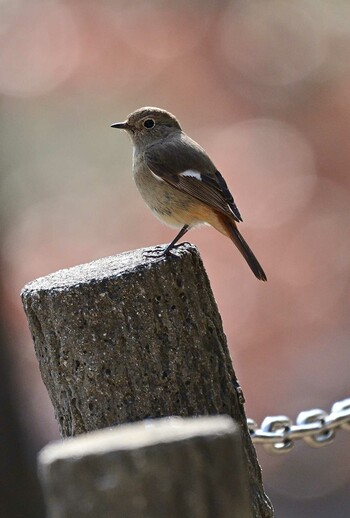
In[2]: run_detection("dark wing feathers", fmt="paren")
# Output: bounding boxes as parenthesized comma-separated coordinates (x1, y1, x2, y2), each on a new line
(144, 134, 243, 222)
(213, 171, 242, 221)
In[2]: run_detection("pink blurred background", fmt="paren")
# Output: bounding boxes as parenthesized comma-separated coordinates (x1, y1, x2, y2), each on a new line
(1, 1, 350, 516)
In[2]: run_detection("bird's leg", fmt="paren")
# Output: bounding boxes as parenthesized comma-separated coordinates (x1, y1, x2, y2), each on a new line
(163, 224, 190, 254)
(143, 225, 190, 258)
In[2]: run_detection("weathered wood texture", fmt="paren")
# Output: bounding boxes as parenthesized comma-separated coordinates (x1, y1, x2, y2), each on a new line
(21, 243, 273, 517)
(39, 416, 251, 518)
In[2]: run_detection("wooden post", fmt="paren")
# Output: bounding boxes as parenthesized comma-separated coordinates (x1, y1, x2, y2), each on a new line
(39, 416, 251, 518)
(21, 243, 273, 517)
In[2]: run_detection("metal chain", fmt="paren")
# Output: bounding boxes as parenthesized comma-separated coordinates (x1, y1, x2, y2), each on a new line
(247, 397, 350, 455)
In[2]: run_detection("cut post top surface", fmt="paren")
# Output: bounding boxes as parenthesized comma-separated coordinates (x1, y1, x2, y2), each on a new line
(21, 243, 197, 294)
(39, 415, 237, 465)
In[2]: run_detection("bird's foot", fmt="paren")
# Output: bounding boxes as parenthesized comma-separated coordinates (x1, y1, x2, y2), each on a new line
(143, 246, 170, 259)
(143, 242, 187, 259)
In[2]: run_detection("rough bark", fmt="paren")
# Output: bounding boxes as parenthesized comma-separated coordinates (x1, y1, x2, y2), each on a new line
(39, 416, 251, 518)
(21, 243, 273, 517)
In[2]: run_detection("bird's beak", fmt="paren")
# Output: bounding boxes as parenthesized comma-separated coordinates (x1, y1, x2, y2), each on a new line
(111, 121, 128, 130)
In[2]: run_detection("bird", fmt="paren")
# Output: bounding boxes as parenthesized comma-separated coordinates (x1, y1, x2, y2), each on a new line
(111, 107, 267, 281)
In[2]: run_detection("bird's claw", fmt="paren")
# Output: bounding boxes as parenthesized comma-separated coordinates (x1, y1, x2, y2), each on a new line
(143, 247, 169, 259)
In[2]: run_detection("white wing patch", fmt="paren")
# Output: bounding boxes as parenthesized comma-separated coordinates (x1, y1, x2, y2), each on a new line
(180, 170, 202, 181)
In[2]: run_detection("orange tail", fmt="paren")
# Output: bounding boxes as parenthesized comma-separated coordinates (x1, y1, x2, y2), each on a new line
(217, 214, 267, 281)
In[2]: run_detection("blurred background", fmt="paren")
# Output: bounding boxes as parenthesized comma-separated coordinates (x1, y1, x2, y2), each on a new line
(1, 0, 350, 516)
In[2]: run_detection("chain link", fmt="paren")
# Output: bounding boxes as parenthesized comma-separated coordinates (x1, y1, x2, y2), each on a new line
(248, 397, 350, 455)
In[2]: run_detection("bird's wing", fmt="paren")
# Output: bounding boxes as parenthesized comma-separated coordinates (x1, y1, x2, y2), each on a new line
(144, 135, 243, 222)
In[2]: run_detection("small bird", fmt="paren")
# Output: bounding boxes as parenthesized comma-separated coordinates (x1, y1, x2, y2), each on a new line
(111, 107, 267, 281)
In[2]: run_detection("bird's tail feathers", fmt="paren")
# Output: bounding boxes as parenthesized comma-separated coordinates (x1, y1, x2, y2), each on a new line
(218, 214, 267, 281)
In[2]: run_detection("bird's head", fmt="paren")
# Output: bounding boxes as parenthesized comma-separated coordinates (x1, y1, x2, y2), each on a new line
(111, 107, 182, 146)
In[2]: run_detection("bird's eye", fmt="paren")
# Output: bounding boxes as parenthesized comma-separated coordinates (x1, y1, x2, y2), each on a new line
(143, 118, 155, 129)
